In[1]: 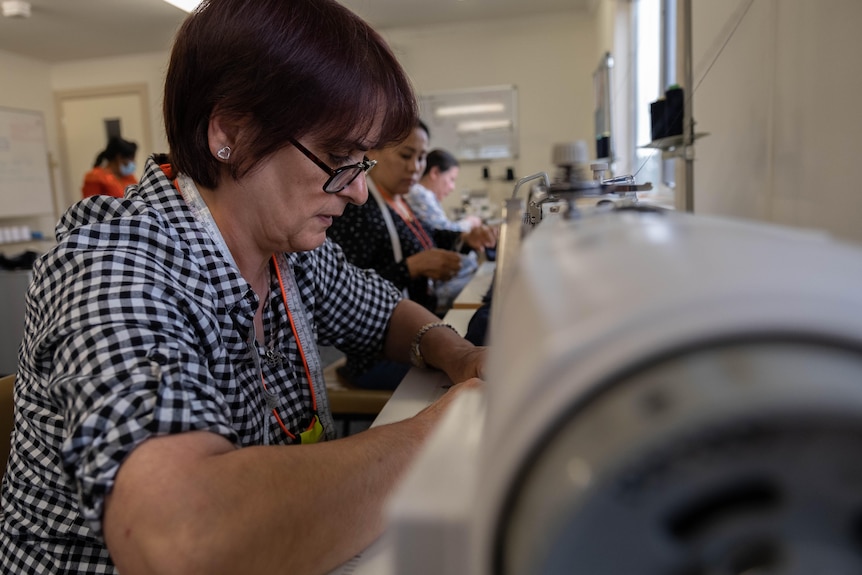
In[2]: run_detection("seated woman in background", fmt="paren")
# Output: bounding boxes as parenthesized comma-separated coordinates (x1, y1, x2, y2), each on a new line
(405, 147, 492, 310)
(328, 121, 496, 389)
(405, 148, 483, 233)
(80, 136, 138, 198)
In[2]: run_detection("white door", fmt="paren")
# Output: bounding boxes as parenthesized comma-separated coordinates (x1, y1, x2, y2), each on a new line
(56, 85, 151, 208)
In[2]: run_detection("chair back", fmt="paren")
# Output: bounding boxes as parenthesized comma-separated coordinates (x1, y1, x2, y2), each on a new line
(0, 374, 15, 475)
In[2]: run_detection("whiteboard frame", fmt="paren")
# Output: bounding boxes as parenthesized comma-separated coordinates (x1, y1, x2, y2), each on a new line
(0, 105, 55, 219)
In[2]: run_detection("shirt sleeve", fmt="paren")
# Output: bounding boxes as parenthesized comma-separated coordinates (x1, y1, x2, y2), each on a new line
(300, 238, 403, 356)
(28, 221, 238, 536)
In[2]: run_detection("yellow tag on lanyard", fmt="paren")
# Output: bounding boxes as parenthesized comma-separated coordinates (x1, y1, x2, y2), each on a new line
(299, 414, 325, 444)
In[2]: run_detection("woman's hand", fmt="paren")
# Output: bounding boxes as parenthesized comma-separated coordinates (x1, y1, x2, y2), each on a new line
(462, 224, 498, 253)
(439, 345, 487, 384)
(461, 215, 484, 230)
(406, 248, 462, 280)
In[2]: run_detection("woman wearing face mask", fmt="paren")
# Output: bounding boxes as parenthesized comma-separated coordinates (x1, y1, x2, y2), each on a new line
(328, 121, 496, 389)
(81, 136, 139, 198)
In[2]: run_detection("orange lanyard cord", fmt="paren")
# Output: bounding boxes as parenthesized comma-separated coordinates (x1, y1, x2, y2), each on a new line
(400, 209, 434, 250)
(168, 168, 315, 439)
(260, 254, 319, 439)
(380, 190, 434, 250)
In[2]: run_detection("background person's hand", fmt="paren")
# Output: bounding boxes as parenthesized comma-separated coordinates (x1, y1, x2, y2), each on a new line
(406, 248, 463, 280)
(462, 224, 497, 253)
(462, 215, 484, 230)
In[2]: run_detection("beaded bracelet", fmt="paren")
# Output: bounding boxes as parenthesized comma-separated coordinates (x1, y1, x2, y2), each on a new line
(410, 321, 460, 369)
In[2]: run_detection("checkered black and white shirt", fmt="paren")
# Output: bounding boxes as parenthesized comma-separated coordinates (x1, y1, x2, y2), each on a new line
(0, 156, 401, 573)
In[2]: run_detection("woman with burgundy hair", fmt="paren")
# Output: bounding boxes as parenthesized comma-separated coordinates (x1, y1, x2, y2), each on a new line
(0, 1, 485, 573)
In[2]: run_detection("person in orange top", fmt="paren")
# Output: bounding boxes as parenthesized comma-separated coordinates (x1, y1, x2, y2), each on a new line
(80, 136, 139, 198)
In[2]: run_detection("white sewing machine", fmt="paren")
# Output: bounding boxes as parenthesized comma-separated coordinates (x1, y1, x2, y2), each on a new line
(388, 197, 862, 574)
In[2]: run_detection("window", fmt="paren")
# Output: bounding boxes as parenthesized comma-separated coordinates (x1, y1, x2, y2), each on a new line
(631, 0, 677, 188)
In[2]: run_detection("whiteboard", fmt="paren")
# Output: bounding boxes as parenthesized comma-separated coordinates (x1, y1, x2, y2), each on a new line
(0, 106, 54, 218)
(419, 85, 518, 162)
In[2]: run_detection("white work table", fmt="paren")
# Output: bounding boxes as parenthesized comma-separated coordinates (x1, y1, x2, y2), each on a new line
(326, 362, 451, 575)
(450, 259, 495, 309)
(370, 304, 478, 429)
(327, 265, 493, 575)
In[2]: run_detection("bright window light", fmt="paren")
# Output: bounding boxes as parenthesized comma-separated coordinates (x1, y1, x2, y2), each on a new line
(435, 103, 505, 117)
(163, 0, 201, 12)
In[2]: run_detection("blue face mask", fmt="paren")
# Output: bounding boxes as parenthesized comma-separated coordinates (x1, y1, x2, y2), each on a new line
(119, 161, 136, 177)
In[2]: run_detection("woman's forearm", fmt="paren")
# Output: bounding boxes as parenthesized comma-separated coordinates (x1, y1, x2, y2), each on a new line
(104, 417, 434, 575)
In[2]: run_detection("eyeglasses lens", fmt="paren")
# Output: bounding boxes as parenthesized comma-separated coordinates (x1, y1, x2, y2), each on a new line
(326, 168, 363, 193)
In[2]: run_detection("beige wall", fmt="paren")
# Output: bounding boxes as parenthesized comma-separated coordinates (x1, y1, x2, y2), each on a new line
(14, 2, 862, 246)
(0, 50, 54, 134)
(52, 11, 601, 217)
(3, 8, 599, 221)
(595, 0, 616, 55)
(51, 51, 170, 151)
(692, 0, 862, 243)
(50, 51, 171, 208)
(384, 9, 599, 213)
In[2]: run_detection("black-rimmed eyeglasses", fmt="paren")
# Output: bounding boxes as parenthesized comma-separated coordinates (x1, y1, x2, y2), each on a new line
(289, 138, 376, 193)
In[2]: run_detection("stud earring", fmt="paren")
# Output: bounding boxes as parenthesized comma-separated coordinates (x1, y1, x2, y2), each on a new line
(217, 146, 232, 161)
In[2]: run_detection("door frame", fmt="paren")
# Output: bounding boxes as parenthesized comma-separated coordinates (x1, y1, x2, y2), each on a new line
(54, 83, 152, 207)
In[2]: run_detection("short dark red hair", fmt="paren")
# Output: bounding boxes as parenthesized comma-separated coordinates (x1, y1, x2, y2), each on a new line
(164, 0, 417, 188)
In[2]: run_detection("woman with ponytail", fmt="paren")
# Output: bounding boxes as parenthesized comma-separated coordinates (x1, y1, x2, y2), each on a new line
(80, 136, 138, 198)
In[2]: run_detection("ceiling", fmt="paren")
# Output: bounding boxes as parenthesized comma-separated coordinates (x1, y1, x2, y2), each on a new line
(0, 0, 596, 63)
